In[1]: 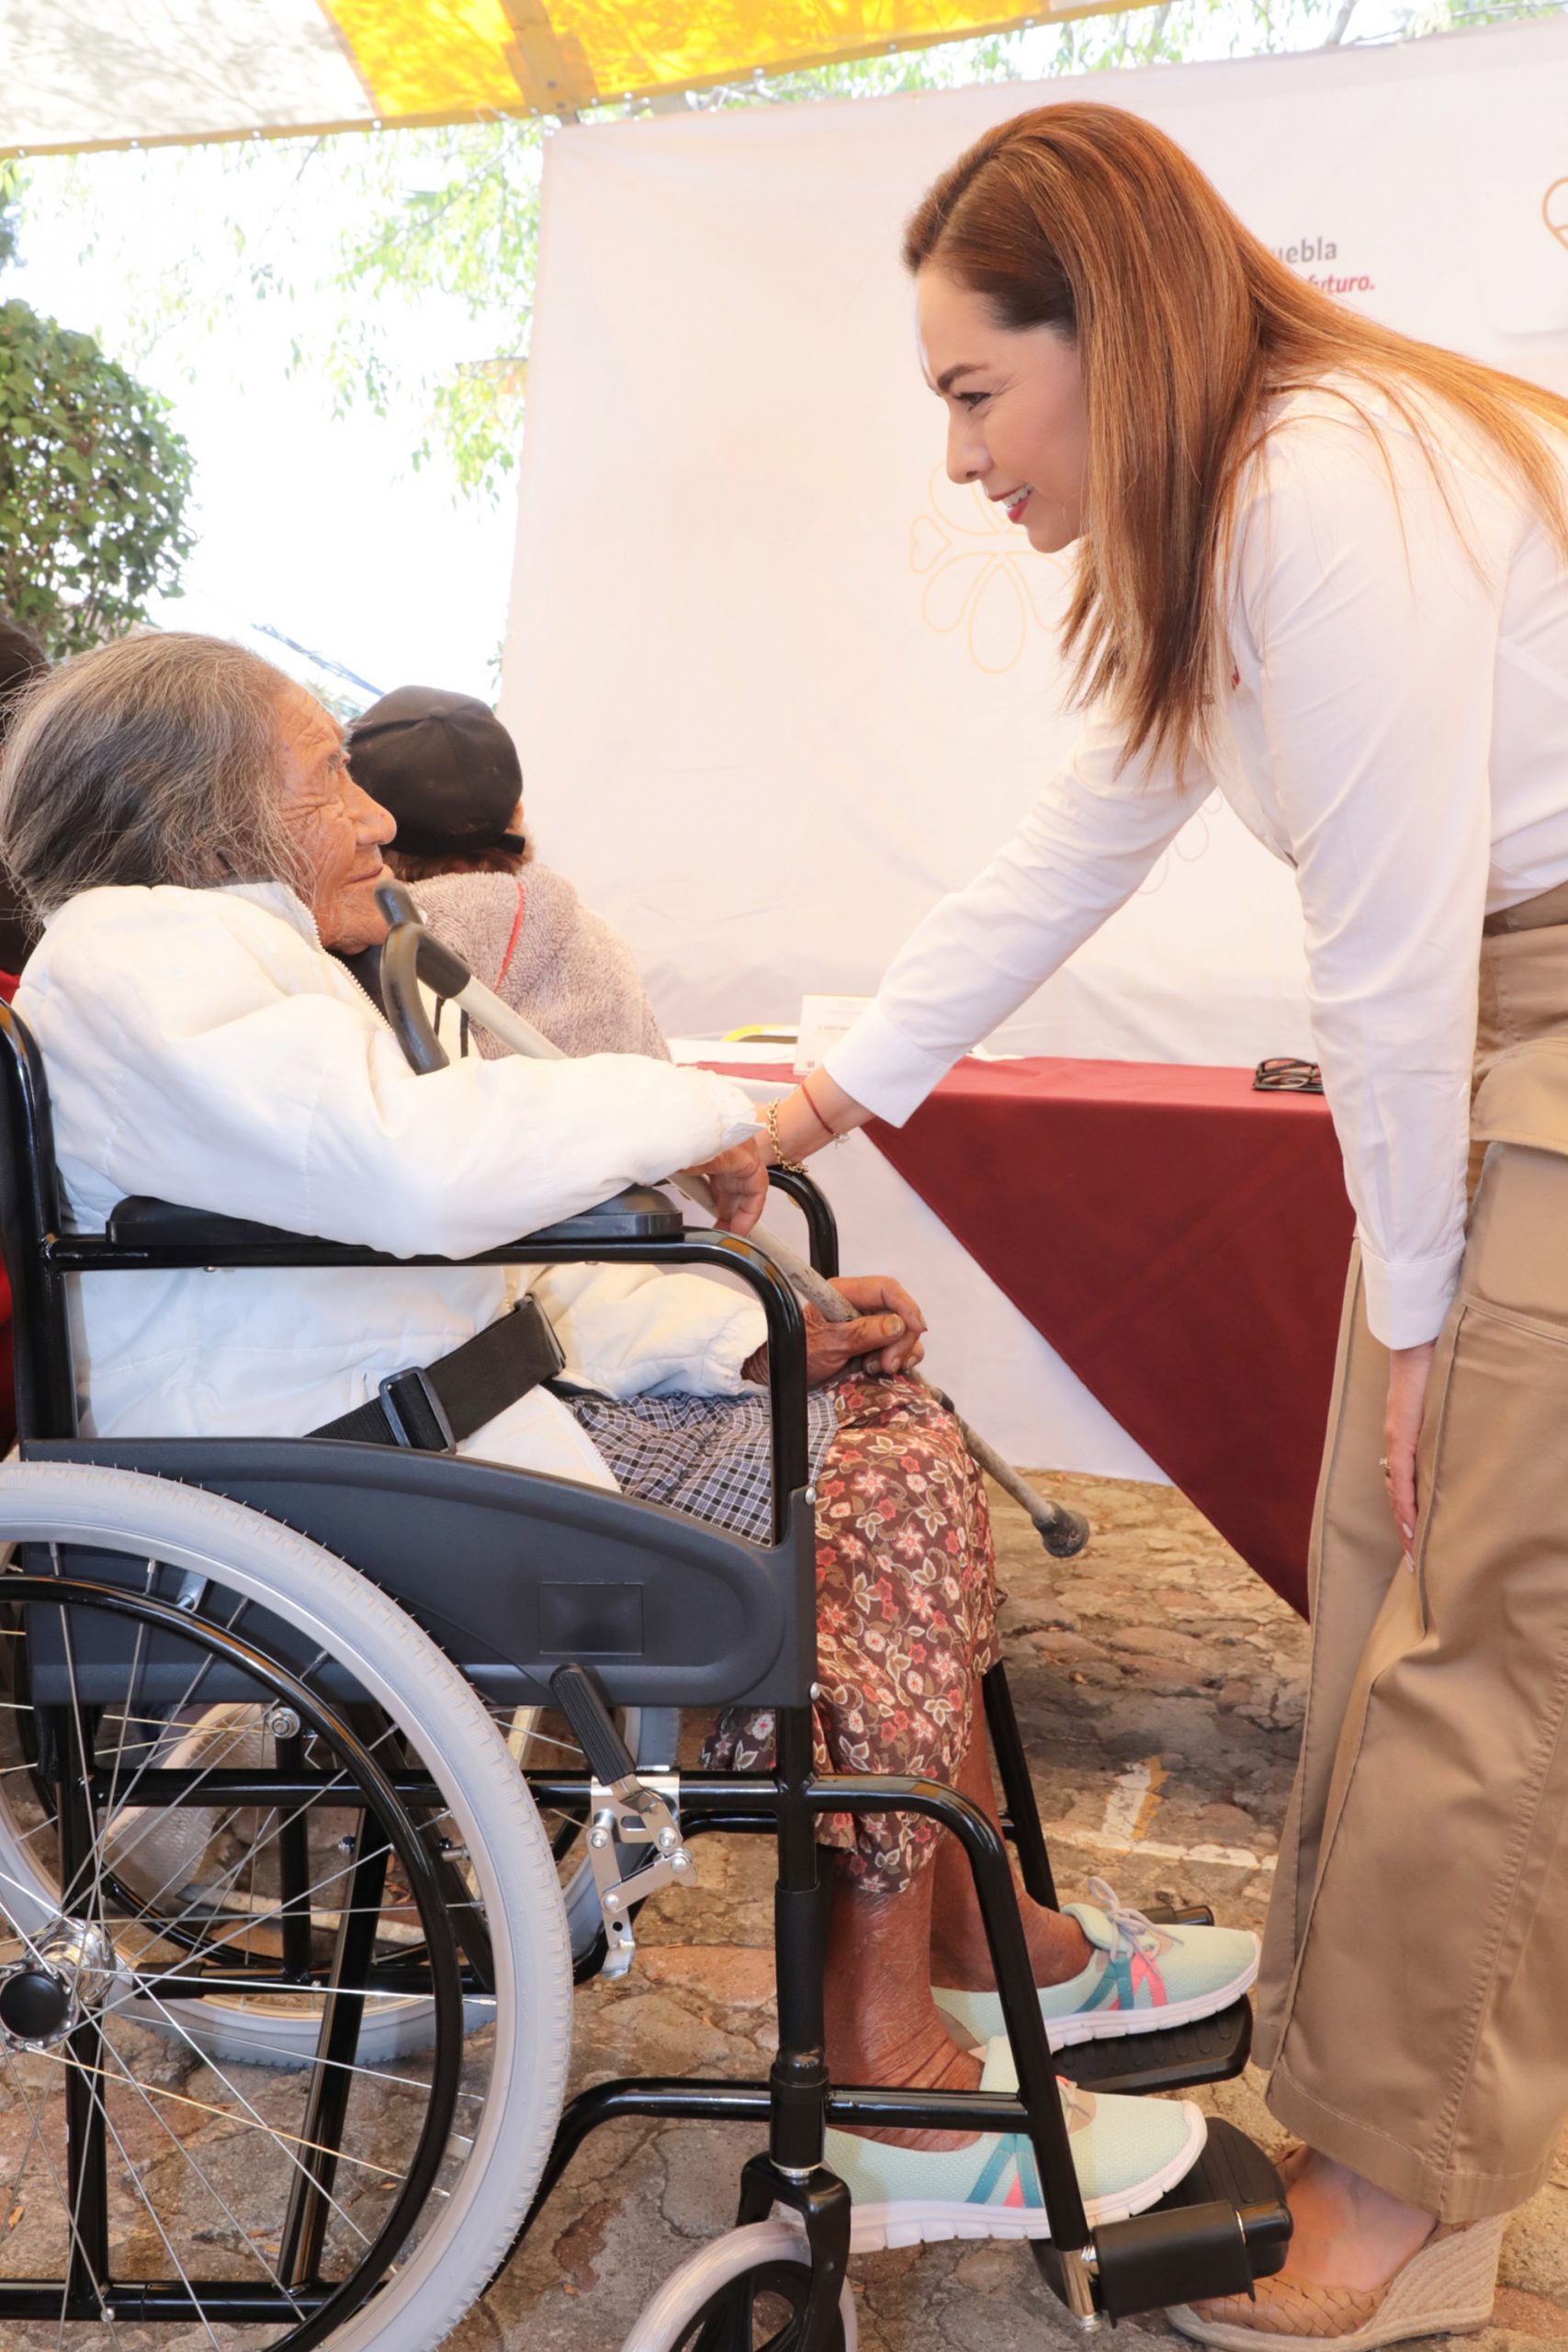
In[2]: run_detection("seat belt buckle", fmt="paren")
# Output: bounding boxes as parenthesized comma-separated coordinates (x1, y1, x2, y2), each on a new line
(378, 1365, 457, 1453)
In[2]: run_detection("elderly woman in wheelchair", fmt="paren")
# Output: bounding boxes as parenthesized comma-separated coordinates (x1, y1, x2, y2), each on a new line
(0, 632, 1284, 2349)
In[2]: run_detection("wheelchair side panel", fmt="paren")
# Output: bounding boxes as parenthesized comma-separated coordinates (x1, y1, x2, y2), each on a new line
(20, 1438, 818, 1710)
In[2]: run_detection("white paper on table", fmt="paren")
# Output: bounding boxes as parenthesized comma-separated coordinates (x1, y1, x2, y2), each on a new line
(795, 995, 874, 1077)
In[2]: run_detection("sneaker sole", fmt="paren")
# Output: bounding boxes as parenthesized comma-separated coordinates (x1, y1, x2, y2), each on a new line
(936, 1940, 1260, 2052)
(842, 2101, 1208, 2254)
(1047, 1943, 1260, 2047)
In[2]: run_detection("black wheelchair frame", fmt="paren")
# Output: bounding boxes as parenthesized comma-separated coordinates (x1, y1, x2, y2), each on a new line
(0, 992, 1289, 2345)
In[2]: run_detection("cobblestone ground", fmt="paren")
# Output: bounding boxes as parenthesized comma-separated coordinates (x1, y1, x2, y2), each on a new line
(477, 1472, 1568, 2352)
(4, 1475, 1564, 2347)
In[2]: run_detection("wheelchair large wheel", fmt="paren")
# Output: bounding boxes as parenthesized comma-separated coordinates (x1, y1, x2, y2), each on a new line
(622, 2222, 857, 2351)
(0, 1459, 572, 2349)
(0, 1694, 675, 2073)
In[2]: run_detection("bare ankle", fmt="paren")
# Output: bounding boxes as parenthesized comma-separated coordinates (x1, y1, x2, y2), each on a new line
(828, 2021, 985, 2153)
(1284, 2151, 1437, 2290)
(931, 1901, 1092, 1994)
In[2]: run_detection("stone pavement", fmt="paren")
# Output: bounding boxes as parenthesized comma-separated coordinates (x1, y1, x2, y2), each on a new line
(2, 1472, 1560, 2347)
(475, 1471, 1568, 2352)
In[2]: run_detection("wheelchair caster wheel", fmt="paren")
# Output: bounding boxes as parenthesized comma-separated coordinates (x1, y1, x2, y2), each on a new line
(622, 2220, 858, 2351)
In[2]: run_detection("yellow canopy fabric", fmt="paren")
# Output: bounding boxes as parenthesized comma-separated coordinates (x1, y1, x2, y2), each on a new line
(327, 0, 1098, 117)
(0, 0, 1142, 155)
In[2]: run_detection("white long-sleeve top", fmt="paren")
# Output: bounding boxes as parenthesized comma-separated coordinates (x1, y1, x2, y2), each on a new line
(18, 880, 767, 1482)
(828, 381, 1568, 1350)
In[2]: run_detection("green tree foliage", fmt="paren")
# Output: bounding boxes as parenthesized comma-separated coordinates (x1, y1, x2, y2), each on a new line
(319, 119, 543, 504)
(0, 187, 194, 657)
(13, 0, 1562, 514)
(25, 123, 545, 509)
(0, 174, 20, 276)
(0, 300, 195, 655)
(281, 0, 1562, 495)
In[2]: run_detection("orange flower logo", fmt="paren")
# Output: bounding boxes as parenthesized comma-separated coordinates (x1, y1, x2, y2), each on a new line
(1545, 178, 1568, 253)
(910, 471, 1068, 673)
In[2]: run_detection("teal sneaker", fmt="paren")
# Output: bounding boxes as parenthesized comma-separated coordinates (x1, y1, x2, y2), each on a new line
(825, 2038, 1206, 2252)
(934, 1879, 1259, 2052)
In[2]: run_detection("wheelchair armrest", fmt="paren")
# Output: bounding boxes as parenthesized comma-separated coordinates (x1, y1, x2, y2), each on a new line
(765, 1165, 840, 1279)
(107, 1197, 302, 1250)
(522, 1187, 682, 1243)
(105, 1183, 683, 1255)
(77, 1190, 806, 1536)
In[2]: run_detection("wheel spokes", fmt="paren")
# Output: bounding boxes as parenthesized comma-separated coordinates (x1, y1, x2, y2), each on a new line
(0, 1562, 485, 2346)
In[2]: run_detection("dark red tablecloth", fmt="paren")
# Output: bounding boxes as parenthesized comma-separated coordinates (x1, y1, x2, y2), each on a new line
(708, 1054, 1355, 1615)
(856, 1058, 1353, 1616)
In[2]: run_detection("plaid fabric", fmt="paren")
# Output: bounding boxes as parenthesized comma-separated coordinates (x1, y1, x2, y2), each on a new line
(559, 1385, 839, 1545)
(565, 1373, 1002, 1893)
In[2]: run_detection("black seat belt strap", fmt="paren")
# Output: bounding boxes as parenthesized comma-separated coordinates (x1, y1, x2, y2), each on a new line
(311, 1293, 566, 1453)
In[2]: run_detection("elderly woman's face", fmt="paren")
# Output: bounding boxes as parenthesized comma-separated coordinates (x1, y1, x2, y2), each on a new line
(276, 688, 396, 951)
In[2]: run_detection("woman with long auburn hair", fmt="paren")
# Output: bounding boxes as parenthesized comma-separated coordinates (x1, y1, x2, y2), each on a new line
(764, 98, 1568, 2347)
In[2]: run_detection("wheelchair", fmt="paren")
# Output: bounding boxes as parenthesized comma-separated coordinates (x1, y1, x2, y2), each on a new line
(0, 938, 1291, 2349)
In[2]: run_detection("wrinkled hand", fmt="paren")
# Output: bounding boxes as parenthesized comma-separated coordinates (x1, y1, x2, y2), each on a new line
(747, 1274, 929, 1389)
(1382, 1340, 1436, 1560)
(690, 1136, 769, 1236)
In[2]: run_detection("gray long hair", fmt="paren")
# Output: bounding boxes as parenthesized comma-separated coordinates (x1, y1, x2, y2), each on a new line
(0, 632, 301, 921)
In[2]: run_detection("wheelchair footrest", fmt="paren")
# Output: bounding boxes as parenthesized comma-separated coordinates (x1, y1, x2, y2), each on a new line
(1055, 1998, 1252, 2096)
(1089, 2116, 1291, 2320)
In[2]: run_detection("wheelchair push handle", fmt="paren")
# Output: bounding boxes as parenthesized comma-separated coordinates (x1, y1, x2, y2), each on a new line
(369, 880, 468, 1075)
(376, 878, 470, 998)
(375, 875, 428, 938)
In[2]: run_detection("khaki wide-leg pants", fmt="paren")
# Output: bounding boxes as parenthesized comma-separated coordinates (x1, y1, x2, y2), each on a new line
(1257, 878, 1568, 2224)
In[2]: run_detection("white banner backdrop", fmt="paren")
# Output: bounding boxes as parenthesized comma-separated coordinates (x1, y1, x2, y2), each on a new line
(502, 17, 1568, 1065)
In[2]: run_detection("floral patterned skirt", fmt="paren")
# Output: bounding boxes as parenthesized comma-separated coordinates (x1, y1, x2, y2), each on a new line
(571, 1372, 1001, 1893)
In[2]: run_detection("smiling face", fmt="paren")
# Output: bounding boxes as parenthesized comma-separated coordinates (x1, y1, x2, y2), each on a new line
(916, 268, 1089, 554)
(275, 685, 397, 952)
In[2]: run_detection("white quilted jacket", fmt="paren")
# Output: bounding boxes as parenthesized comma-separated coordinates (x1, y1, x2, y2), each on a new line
(17, 881, 766, 1488)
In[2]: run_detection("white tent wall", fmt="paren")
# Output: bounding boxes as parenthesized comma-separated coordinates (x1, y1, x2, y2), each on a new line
(501, 17, 1568, 1066)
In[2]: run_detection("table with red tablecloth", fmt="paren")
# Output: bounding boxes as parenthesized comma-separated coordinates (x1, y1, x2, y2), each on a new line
(0, 1011, 1352, 1605)
(705, 1054, 1353, 1617)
